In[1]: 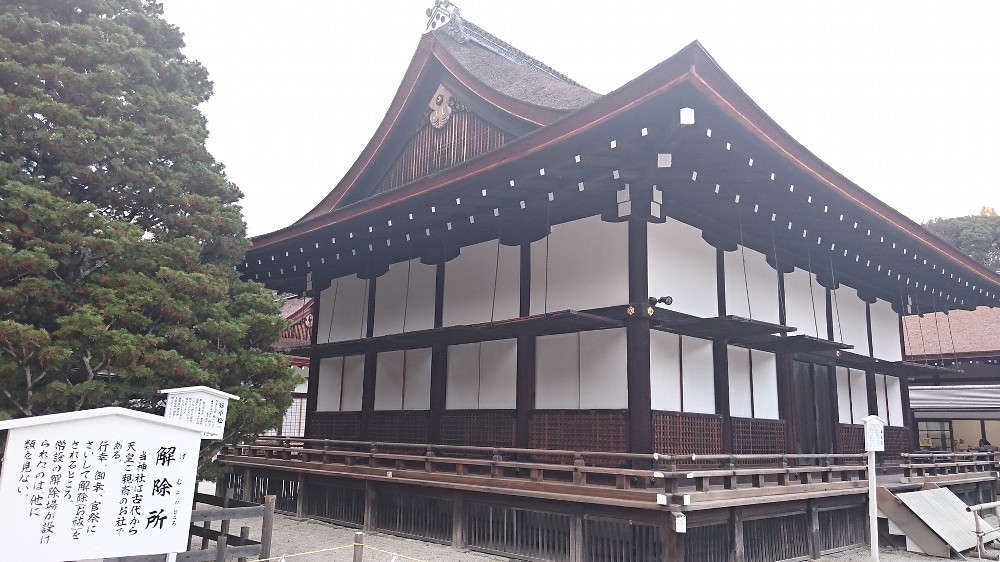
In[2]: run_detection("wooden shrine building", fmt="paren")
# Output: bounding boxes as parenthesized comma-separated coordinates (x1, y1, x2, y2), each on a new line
(225, 5, 1000, 561)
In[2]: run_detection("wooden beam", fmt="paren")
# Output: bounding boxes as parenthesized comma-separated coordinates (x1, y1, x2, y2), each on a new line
(304, 296, 322, 439)
(428, 262, 447, 444)
(714, 248, 732, 454)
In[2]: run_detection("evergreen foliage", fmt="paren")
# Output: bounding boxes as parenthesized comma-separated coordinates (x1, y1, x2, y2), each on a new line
(924, 207, 1000, 275)
(0, 0, 300, 470)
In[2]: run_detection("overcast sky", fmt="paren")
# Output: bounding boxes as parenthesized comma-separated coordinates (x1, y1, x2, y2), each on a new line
(159, 0, 999, 238)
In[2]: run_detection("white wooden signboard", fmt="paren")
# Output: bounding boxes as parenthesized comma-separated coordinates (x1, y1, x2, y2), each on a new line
(0, 408, 204, 562)
(160, 385, 239, 439)
(863, 414, 886, 452)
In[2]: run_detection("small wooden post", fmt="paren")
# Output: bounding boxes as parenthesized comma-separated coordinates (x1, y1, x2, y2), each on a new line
(296, 472, 306, 518)
(215, 534, 228, 562)
(732, 508, 745, 562)
(808, 499, 821, 560)
(568, 505, 584, 562)
(260, 495, 276, 559)
(201, 519, 212, 550)
(353, 531, 365, 562)
(238, 526, 250, 562)
(363, 480, 376, 531)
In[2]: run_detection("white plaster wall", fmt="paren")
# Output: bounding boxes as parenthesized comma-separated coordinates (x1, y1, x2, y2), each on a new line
(650, 330, 682, 411)
(479, 339, 517, 409)
(447, 340, 517, 409)
(849, 369, 868, 424)
(886, 375, 903, 427)
(374, 351, 405, 411)
(444, 240, 520, 326)
(725, 248, 780, 324)
(875, 374, 888, 422)
(447, 343, 481, 409)
(836, 366, 852, 424)
(318, 275, 370, 343)
(373, 259, 436, 336)
(535, 333, 580, 408)
(317, 357, 343, 411)
(403, 348, 433, 410)
(682, 336, 715, 414)
(648, 217, 717, 319)
(870, 299, 902, 361)
(751, 351, 779, 420)
(579, 329, 628, 409)
(728, 346, 752, 418)
(341, 355, 365, 411)
(531, 216, 628, 314)
(783, 268, 826, 338)
(832, 288, 869, 354)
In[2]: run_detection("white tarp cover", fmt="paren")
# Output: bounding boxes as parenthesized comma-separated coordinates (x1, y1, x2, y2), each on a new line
(909, 385, 1000, 411)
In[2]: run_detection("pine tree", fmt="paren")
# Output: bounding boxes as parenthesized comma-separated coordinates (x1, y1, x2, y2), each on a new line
(0, 0, 299, 469)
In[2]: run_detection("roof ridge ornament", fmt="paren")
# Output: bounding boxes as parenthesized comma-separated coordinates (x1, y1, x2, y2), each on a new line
(425, 0, 468, 43)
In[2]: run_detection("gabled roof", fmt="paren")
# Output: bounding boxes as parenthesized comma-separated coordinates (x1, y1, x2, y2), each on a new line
(245, 26, 1000, 311)
(294, 18, 597, 222)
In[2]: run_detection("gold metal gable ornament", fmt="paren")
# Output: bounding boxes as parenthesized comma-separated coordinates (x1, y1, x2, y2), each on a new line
(429, 84, 455, 129)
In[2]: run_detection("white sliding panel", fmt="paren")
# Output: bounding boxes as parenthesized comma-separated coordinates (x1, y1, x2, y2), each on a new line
(836, 366, 852, 424)
(832, 289, 869, 354)
(318, 275, 370, 343)
(317, 357, 344, 411)
(341, 355, 365, 412)
(373, 259, 435, 336)
(783, 268, 825, 338)
(728, 346, 752, 418)
(444, 240, 520, 326)
(849, 369, 868, 424)
(650, 331, 682, 411)
(580, 329, 627, 409)
(875, 374, 888, 422)
(480, 339, 517, 409)
(447, 343, 481, 409)
(374, 351, 405, 411)
(751, 351, 779, 419)
(535, 333, 580, 408)
(531, 216, 628, 314)
(725, 248, 780, 324)
(403, 348, 432, 410)
(886, 376, 903, 427)
(648, 217, 717, 319)
(870, 299, 901, 361)
(682, 336, 715, 414)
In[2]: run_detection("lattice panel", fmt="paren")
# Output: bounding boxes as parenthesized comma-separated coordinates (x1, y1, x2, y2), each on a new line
(819, 505, 867, 553)
(375, 491, 452, 543)
(586, 518, 662, 562)
(733, 418, 786, 455)
(441, 410, 516, 448)
(368, 411, 430, 443)
(652, 411, 722, 455)
(307, 411, 360, 440)
(305, 479, 364, 526)
(838, 424, 864, 454)
(467, 502, 571, 561)
(883, 426, 912, 462)
(686, 523, 730, 562)
(528, 410, 628, 453)
(743, 513, 810, 562)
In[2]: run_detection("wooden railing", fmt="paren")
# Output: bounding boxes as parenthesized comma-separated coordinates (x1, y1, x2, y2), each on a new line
(221, 438, 999, 510)
(900, 452, 998, 479)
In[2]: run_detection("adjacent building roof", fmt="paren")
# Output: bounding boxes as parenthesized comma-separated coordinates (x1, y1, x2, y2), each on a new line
(904, 306, 1000, 359)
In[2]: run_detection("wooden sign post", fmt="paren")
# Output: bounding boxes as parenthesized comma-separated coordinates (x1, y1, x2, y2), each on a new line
(159, 386, 239, 440)
(863, 414, 886, 562)
(0, 408, 205, 561)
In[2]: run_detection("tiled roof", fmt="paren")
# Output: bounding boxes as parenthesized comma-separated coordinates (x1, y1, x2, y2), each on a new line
(904, 306, 1000, 358)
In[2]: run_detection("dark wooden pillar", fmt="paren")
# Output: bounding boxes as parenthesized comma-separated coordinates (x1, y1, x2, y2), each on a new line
(515, 243, 535, 450)
(359, 277, 377, 440)
(304, 293, 322, 439)
(429, 262, 447, 444)
(714, 248, 732, 454)
(866, 372, 878, 417)
(626, 215, 653, 457)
